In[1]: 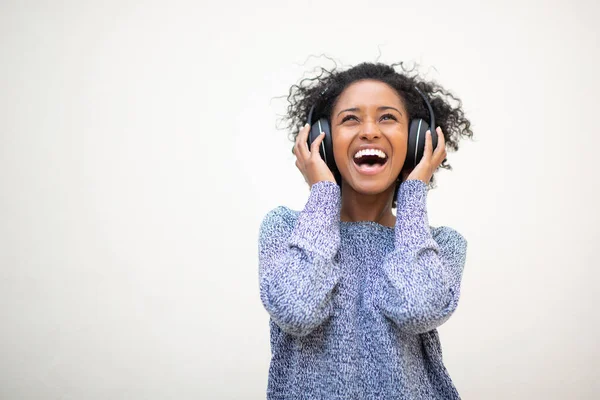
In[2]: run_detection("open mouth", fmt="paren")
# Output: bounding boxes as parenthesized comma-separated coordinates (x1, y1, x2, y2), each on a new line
(353, 149, 388, 175)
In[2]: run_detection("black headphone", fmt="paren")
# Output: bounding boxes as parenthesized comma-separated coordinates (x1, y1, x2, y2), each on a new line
(307, 87, 438, 183)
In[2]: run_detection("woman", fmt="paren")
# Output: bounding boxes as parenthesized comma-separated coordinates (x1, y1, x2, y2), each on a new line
(258, 62, 473, 399)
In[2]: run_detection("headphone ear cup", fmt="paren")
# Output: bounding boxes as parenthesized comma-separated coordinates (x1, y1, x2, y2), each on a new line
(406, 118, 432, 169)
(308, 118, 337, 174)
(319, 118, 337, 173)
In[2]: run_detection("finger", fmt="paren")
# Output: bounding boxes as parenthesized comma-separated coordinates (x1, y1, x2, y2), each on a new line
(293, 126, 303, 155)
(422, 129, 433, 160)
(293, 142, 301, 162)
(434, 126, 447, 159)
(310, 132, 325, 157)
(295, 123, 311, 160)
(434, 126, 445, 150)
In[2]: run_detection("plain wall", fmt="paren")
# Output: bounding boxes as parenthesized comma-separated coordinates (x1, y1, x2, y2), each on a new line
(1, 0, 598, 398)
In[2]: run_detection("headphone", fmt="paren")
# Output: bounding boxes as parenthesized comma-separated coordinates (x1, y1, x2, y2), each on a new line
(307, 87, 438, 183)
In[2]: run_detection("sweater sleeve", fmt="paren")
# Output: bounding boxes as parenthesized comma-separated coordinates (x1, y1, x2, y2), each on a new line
(378, 179, 468, 334)
(258, 181, 342, 337)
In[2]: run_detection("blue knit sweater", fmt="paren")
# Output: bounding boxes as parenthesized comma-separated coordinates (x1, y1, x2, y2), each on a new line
(258, 179, 467, 399)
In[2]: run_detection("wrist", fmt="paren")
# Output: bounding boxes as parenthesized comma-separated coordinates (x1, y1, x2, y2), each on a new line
(291, 180, 341, 258)
(397, 179, 429, 212)
(305, 180, 341, 213)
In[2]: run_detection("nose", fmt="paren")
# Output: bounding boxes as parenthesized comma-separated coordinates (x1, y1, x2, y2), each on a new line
(359, 120, 381, 140)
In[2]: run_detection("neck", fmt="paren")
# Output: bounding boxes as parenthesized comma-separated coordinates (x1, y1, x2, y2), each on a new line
(339, 181, 397, 228)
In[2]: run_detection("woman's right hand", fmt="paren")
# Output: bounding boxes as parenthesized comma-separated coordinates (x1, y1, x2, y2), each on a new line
(293, 123, 337, 187)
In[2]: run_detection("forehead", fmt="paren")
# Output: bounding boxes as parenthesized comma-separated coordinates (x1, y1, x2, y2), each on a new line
(333, 79, 405, 110)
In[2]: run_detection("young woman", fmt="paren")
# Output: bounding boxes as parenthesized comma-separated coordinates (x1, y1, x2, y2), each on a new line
(258, 62, 473, 399)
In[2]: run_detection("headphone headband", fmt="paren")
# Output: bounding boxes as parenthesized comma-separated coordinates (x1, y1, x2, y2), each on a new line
(307, 104, 316, 126)
(414, 87, 436, 134)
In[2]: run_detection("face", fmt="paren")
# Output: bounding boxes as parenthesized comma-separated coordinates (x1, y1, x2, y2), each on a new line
(330, 79, 409, 196)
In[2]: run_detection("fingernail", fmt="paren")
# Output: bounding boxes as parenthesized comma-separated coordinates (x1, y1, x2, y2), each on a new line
(305, 123, 310, 128)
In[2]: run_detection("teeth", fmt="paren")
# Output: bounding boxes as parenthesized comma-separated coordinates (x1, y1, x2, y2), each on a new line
(354, 149, 387, 159)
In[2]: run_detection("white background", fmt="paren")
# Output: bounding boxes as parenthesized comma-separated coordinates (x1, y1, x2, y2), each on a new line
(1, 0, 599, 399)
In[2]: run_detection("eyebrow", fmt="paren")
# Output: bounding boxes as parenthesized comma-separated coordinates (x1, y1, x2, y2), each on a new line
(337, 106, 403, 117)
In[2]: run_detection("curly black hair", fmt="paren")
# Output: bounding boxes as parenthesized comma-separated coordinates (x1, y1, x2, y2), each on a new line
(280, 61, 474, 208)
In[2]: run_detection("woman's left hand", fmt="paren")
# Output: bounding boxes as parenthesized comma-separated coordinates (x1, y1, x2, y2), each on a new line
(401, 126, 447, 184)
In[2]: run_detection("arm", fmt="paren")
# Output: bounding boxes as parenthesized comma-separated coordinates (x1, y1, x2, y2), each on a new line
(258, 181, 342, 337)
(378, 179, 468, 334)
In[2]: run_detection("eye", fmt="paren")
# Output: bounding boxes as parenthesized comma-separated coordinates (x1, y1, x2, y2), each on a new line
(380, 113, 398, 122)
(341, 115, 359, 123)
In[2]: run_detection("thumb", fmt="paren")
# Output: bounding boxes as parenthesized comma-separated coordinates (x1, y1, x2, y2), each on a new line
(310, 132, 326, 156)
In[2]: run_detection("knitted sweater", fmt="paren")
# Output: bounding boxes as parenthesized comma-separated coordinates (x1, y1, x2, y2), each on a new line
(258, 179, 468, 400)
